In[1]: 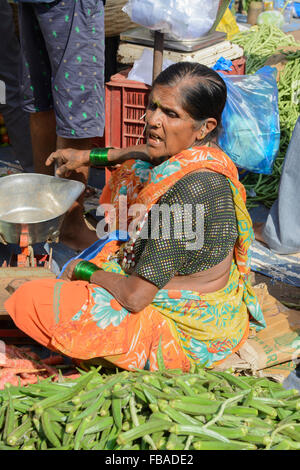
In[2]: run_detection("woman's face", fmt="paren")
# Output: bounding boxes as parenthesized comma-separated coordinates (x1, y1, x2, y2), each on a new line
(145, 82, 202, 162)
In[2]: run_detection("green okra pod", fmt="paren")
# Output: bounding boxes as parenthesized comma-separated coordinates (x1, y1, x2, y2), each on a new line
(210, 371, 252, 391)
(0, 403, 7, 431)
(117, 419, 171, 446)
(32, 371, 97, 415)
(193, 440, 257, 450)
(171, 399, 221, 416)
(21, 438, 37, 450)
(46, 407, 67, 423)
(156, 337, 166, 372)
(270, 440, 291, 450)
(3, 395, 16, 443)
(93, 426, 111, 450)
(112, 397, 123, 431)
(74, 415, 94, 450)
(207, 425, 248, 440)
(247, 399, 277, 418)
(170, 424, 230, 443)
(72, 393, 106, 421)
(84, 416, 114, 435)
(225, 405, 258, 417)
(41, 411, 61, 448)
(99, 398, 112, 416)
(6, 417, 33, 447)
(158, 400, 200, 426)
(270, 388, 299, 400)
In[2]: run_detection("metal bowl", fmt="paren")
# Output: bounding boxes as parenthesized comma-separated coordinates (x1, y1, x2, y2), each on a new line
(0, 173, 85, 245)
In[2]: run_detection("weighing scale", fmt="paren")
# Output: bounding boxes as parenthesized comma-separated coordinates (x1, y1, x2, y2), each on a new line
(0, 173, 84, 339)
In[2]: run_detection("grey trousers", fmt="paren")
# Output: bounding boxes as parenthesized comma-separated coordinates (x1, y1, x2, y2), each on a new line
(262, 117, 300, 254)
(0, 0, 33, 171)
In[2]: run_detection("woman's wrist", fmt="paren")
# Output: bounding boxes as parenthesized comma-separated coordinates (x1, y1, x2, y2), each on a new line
(89, 148, 113, 167)
(73, 260, 101, 282)
(89, 145, 150, 166)
(78, 149, 93, 168)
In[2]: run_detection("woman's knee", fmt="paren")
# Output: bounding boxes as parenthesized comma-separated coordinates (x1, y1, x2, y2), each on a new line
(5, 279, 57, 321)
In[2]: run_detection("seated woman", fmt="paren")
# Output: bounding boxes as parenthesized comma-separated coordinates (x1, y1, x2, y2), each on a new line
(5, 62, 265, 372)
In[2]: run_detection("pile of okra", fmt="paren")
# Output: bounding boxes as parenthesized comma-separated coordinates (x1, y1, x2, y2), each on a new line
(1, 367, 300, 450)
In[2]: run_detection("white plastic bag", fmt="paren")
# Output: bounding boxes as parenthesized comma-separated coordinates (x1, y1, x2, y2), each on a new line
(127, 49, 174, 85)
(122, 0, 220, 40)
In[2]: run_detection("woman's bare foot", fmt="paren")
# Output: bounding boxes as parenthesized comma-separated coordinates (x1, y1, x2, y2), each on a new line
(253, 221, 269, 247)
(59, 220, 98, 252)
(59, 203, 98, 252)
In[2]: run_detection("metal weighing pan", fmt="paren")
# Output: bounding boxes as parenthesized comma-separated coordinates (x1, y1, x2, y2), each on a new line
(120, 27, 227, 52)
(0, 173, 85, 245)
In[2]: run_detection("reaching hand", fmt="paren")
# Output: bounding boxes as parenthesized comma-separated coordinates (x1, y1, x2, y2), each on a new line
(60, 259, 85, 281)
(46, 148, 91, 178)
(6, 279, 32, 294)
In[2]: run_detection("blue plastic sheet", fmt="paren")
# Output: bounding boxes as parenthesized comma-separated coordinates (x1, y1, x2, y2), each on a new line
(218, 66, 281, 174)
(58, 230, 129, 278)
(212, 56, 233, 72)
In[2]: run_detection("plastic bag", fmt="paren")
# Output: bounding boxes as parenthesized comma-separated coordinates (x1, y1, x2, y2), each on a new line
(127, 49, 174, 86)
(218, 66, 280, 175)
(212, 57, 233, 72)
(122, 0, 220, 40)
(216, 7, 240, 39)
(294, 2, 300, 18)
(257, 10, 285, 28)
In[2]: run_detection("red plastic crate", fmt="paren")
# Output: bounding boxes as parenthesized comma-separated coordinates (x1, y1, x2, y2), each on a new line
(92, 69, 151, 183)
(104, 68, 151, 148)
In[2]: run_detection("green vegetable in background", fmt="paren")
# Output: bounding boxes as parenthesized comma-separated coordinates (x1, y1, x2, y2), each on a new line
(231, 25, 300, 209)
(257, 10, 284, 28)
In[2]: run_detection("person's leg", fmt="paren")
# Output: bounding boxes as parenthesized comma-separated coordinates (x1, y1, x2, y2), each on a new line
(0, 0, 33, 172)
(30, 110, 57, 175)
(18, 3, 56, 175)
(56, 135, 98, 251)
(36, 0, 106, 250)
(5, 278, 190, 371)
(1, 105, 34, 172)
(5, 278, 89, 351)
(254, 117, 300, 254)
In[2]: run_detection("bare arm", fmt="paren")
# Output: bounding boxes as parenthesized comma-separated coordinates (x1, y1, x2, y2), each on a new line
(61, 259, 158, 313)
(108, 145, 150, 164)
(90, 270, 158, 313)
(45, 145, 150, 178)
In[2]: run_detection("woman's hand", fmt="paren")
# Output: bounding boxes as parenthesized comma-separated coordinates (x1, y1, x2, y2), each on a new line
(46, 148, 91, 178)
(6, 279, 32, 294)
(60, 259, 85, 281)
(46, 146, 150, 178)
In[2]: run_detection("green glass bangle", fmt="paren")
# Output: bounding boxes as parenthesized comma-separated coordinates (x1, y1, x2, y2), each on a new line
(73, 261, 101, 282)
(89, 147, 112, 167)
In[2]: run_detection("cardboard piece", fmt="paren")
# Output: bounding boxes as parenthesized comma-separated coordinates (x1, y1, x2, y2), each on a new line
(215, 283, 300, 381)
(263, 46, 300, 80)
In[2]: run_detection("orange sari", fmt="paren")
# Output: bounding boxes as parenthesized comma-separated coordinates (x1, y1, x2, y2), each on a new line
(5, 147, 265, 371)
